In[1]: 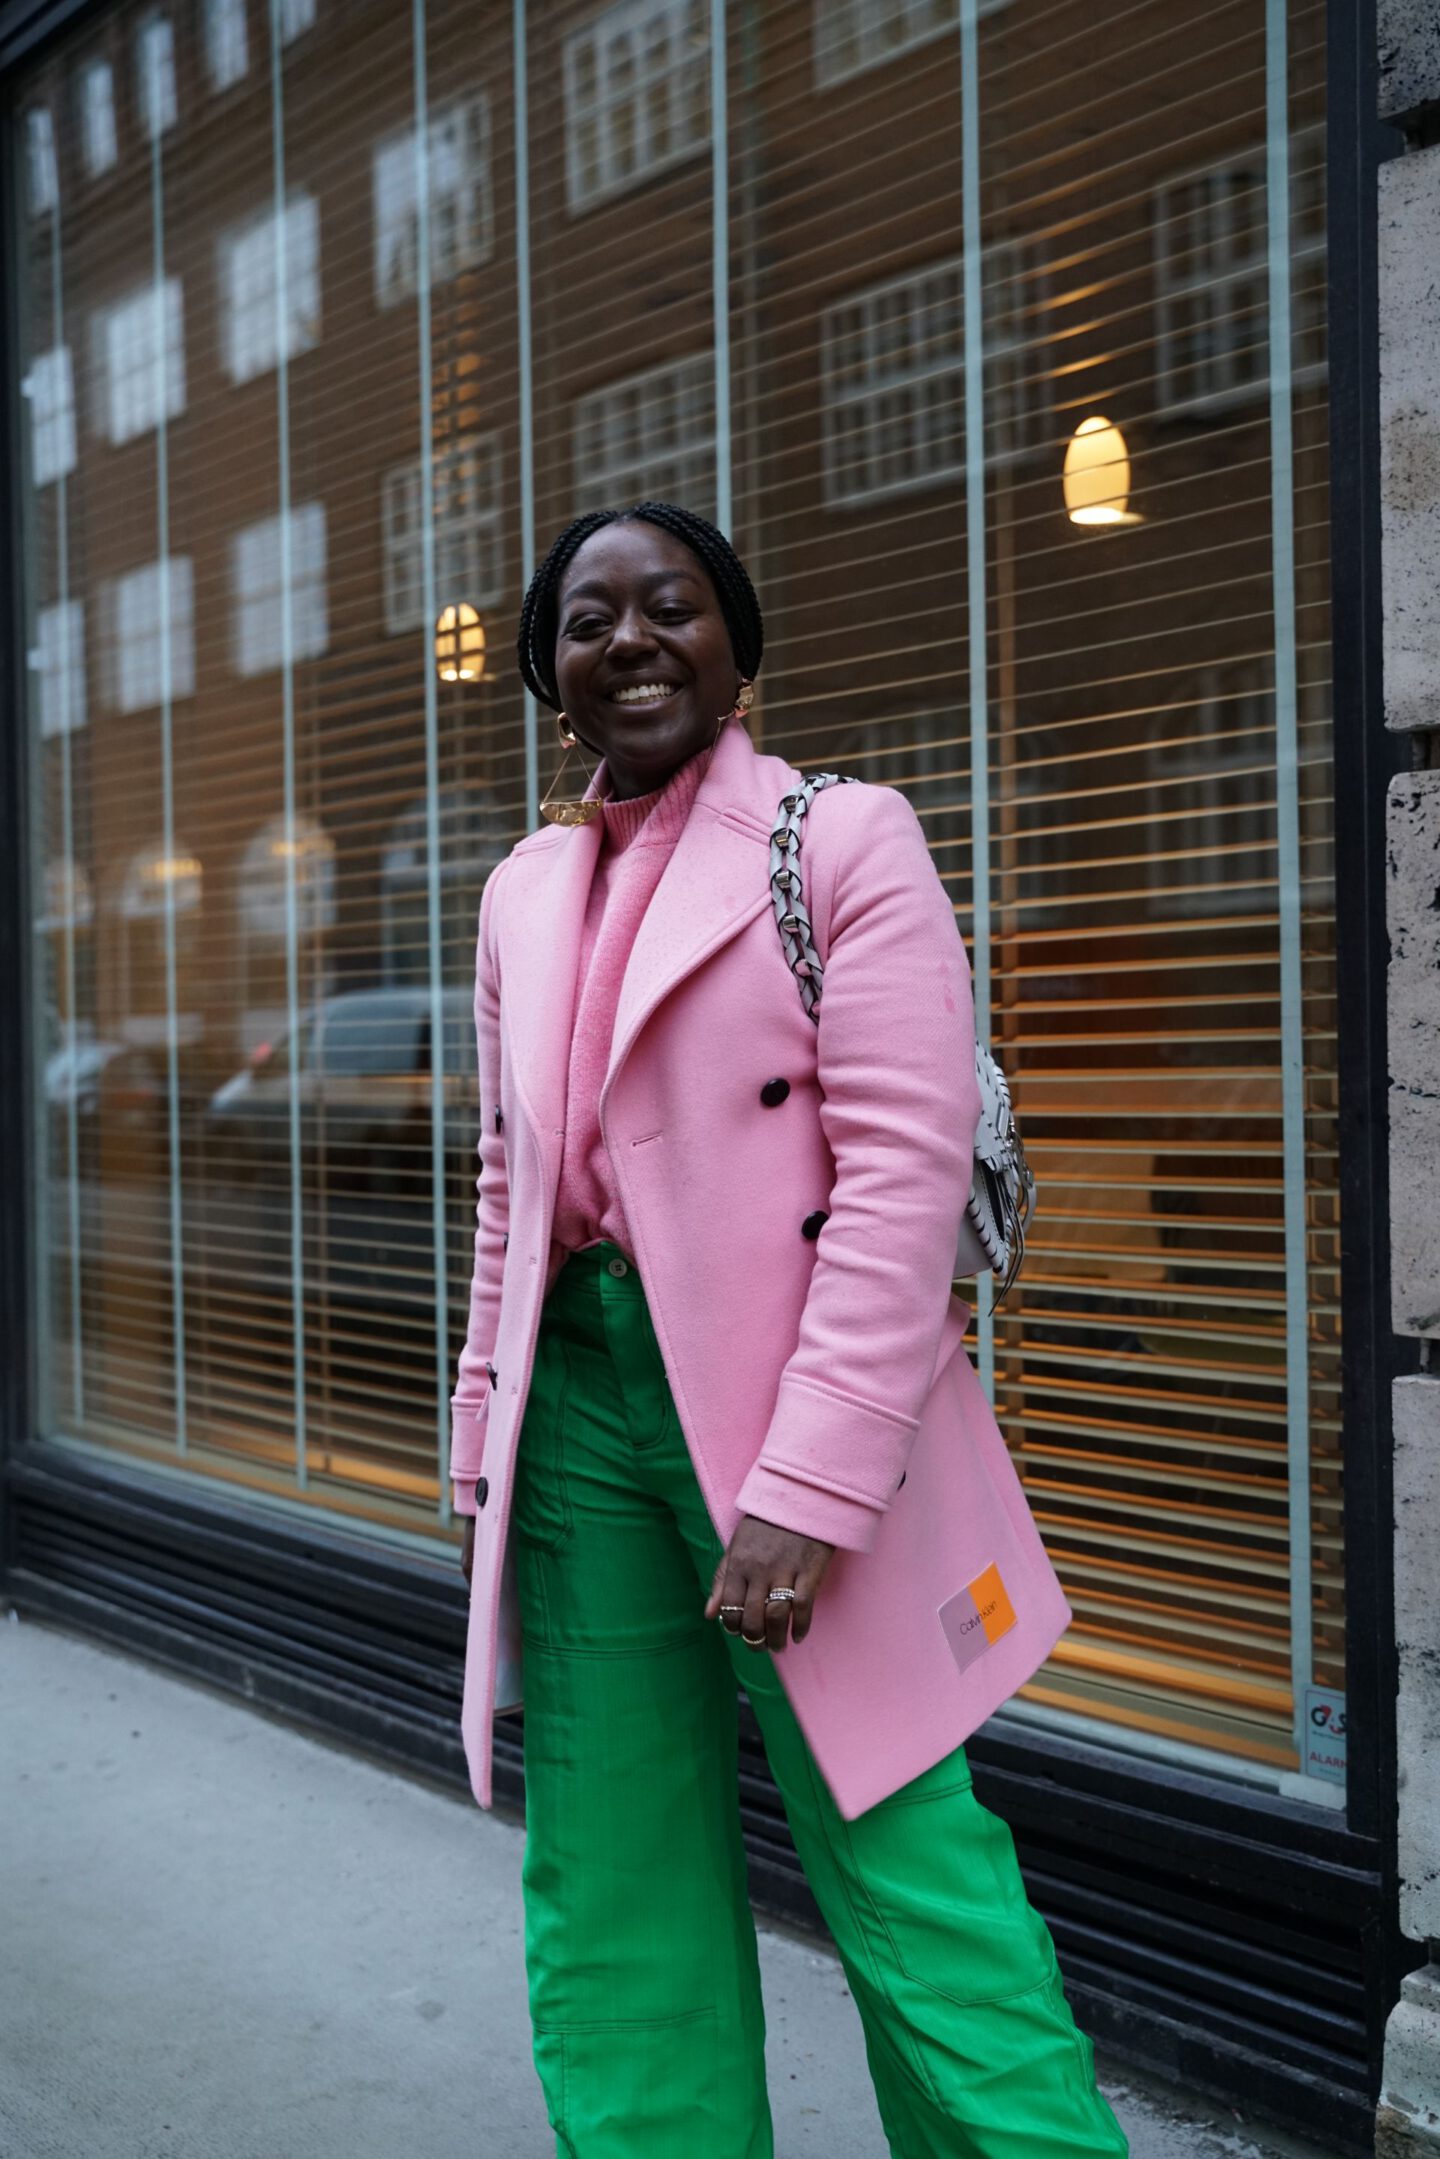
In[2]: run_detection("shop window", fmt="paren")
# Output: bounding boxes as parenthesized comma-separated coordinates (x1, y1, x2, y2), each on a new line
(563, 0, 709, 214)
(1153, 127, 1326, 419)
(381, 435, 503, 636)
(93, 276, 185, 446)
(117, 843, 202, 1048)
(813, 0, 1006, 87)
(204, 0, 248, 90)
(23, 346, 76, 487)
(79, 62, 118, 177)
(820, 242, 1048, 507)
(26, 108, 58, 215)
(105, 557, 195, 712)
(372, 94, 493, 309)
(571, 353, 716, 522)
(30, 602, 87, 739)
(231, 503, 328, 675)
(135, 15, 177, 140)
(219, 193, 321, 385)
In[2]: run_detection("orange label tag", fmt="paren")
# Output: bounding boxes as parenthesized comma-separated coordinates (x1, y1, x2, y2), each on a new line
(968, 1562, 1017, 1646)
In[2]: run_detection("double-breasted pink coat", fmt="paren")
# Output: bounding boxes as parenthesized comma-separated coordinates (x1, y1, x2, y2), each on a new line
(450, 714, 1071, 1820)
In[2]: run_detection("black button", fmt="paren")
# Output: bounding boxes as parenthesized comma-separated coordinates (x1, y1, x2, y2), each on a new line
(475, 1477, 489, 1509)
(484, 1361, 498, 1387)
(760, 1078, 790, 1107)
(494, 1106, 504, 1133)
(801, 1210, 829, 1240)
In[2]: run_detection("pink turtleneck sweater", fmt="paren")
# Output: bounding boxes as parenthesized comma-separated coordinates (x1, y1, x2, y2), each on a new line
(547, 737, 716, 1278)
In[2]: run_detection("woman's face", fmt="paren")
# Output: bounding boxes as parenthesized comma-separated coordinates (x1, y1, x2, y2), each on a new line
(553, 521, 743, 800)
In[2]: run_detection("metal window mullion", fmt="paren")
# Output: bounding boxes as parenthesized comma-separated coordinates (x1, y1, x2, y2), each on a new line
(269, 0, 308, 1485)
(515, 0, 538, 828)
(410, 0, 452, 1524)
(46, 208, 85, 1427)
(710, 0, 730, 534)
(1264, 0, 1314, 1771)
(148, 117, 188, 1451)
(960, 0, 994, 1400)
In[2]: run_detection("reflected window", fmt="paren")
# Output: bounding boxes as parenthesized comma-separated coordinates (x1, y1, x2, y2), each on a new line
(381, 436, 503, 635)
(27, 108, 58, 214)
(821, 243, 1047, 507)
(1153, 127, 1326, 418)
(205, 0, 249, 90)
(813, 0, 1006, 86)
(564, 0, 709, 214)
(237, 815, 335, 1055)
(117, 843, 202, 1047)
(279, 0, 316, 42)
(381, 788, 507, 988)
(572, 354, 715, 521)
(23, 346, 77, 486)
(220, 194, 321, 385)
(30, 602, 87, 738)
(93, 276, 185, 445)
(106, 557, 195, 712)
(859, 715, 969, 866)
(135, 14, 177, 139)
(373, 94, 493, 309)
(79, 62, 118, 176)
(1144, 666, 1278, 919)
(232, 503, 328, 674)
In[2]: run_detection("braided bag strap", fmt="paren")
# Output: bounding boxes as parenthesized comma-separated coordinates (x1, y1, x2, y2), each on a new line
(767, 771, 858, 1023)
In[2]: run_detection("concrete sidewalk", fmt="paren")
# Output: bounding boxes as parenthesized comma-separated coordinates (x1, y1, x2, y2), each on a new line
(0, 1614, 1342, 2159)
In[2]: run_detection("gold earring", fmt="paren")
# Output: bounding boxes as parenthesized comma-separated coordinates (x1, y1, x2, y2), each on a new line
(540, 712, 604, 826)
(736, 680, 755, 714)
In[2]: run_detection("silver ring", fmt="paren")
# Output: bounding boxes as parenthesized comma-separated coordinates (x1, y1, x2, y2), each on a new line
(741, 1632, 768, 1649)
(765, 1587, 796, 1603)
(718, 1604, 746, 1617)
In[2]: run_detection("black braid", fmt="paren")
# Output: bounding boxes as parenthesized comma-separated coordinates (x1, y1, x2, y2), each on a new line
(515, 500, 764, 712)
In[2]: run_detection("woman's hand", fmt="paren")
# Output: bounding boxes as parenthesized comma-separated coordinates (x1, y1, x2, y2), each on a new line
(460, 1516, 476, 1585)
(704, 1515, 835, 1653)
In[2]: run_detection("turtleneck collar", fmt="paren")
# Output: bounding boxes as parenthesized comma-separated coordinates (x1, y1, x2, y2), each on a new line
(591, 734, 720, 854)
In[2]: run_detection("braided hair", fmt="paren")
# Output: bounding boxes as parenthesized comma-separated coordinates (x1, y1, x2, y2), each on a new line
(515, 500, 764, 712)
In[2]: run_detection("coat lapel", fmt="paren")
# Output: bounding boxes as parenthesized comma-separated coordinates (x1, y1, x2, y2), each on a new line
(500, 716, 779, 1145)
(603, 721, 776, 1121)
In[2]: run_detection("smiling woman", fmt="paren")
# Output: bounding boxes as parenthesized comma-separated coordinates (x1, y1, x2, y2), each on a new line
(448, 498, 1128, 2156)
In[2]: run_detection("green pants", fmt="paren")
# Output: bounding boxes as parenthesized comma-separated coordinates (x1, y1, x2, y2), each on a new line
(511, 1239, 1129, 2159)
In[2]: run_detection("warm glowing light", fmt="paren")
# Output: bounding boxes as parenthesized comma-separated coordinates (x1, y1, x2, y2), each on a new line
(436, 603, 486, 683)
(1063, 416, 1143, 528)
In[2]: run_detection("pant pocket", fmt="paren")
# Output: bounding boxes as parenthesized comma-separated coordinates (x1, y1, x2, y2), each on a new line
(534, 2008, 732, 2159)
(512, 1334, 574, 1555)
(848, 1780, 1059, 2010)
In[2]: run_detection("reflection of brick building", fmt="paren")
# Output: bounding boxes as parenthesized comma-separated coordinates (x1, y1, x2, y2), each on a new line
(0, 0, 1417, 2145)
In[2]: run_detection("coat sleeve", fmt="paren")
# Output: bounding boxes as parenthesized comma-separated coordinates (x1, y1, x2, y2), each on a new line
(449, 855, 511, 1518)
(733, 782, 981, 1553)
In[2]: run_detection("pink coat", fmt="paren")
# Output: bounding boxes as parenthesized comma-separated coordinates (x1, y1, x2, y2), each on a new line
(452, 714, 1071, 1820)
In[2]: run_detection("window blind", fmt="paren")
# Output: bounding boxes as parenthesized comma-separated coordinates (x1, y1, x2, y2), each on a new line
(16, 0, 1338, 1780)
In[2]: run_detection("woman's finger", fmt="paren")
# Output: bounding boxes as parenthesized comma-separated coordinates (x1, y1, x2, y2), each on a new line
(791, 1568, 819, 1644)
(741, 1577, 771, 1651)
(703, 1553, 729, 1623)
(716, 1558, 749, 1635)
(763, 1581, 796, 1654)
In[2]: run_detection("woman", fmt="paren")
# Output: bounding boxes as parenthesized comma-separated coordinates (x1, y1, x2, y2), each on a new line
(452, 499, 1128, 2158)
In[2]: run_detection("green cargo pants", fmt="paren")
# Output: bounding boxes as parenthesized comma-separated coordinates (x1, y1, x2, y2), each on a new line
(510, 1239, 1129, 2159)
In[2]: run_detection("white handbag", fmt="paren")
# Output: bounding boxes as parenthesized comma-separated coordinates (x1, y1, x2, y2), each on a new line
(769, 773, 1037, 1303)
